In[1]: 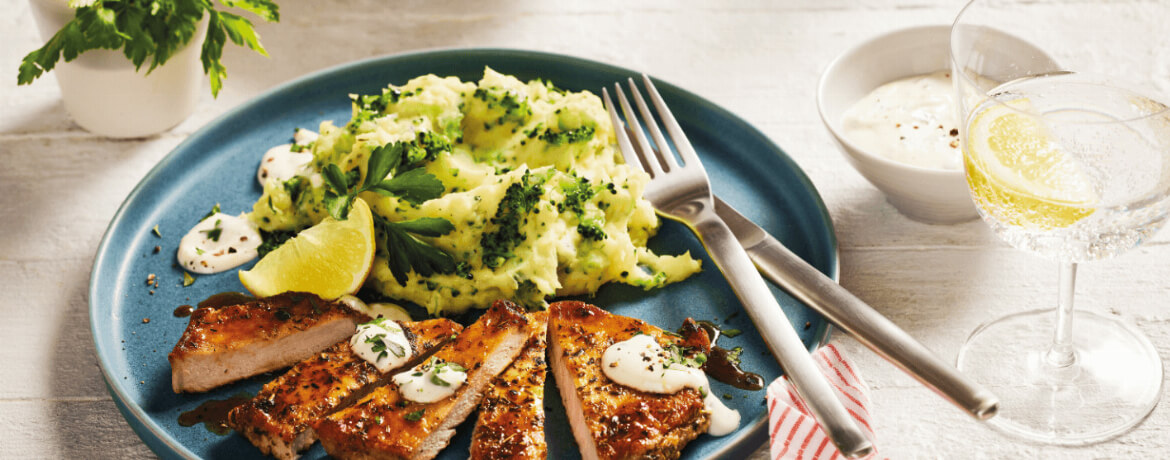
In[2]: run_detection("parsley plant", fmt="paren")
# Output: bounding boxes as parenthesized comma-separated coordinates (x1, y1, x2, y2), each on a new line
(18, 0, 280, 97)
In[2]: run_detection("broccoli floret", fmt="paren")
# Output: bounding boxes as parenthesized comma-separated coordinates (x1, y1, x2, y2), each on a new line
(539, 125, 595, 145)
(481, 171, 547, 268)
(473, 87, 532, 126)
(557, 175, 596, 215)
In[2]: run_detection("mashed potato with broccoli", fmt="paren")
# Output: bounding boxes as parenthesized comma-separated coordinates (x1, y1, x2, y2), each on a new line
(250, 68, 700, 315)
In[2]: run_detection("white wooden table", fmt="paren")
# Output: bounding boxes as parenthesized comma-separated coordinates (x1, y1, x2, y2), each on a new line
(3, 1, 1168, 458)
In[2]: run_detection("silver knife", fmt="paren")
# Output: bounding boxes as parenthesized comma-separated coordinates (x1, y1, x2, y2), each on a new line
(713, 196, 999, 420)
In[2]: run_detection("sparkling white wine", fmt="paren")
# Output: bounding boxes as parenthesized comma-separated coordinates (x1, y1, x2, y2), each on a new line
(964, 73, 1170, 262)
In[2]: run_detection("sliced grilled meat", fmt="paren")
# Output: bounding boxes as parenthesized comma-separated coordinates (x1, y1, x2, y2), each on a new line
(316, 299, 533, 460)
(169, 292, 368, 393)
(229, 318, 462, 460)
(549, 301, 712, 460)
(470, 311, 549, 460)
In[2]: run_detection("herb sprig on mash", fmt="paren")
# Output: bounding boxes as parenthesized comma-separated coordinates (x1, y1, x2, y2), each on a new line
(249, 68, 702, 315)
(320, 141, 455, 286)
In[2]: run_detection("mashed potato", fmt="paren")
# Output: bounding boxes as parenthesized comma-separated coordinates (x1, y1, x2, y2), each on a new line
(250, 68, 700, 315)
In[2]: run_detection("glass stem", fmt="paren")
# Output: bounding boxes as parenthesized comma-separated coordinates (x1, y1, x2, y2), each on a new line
(1047, 262, 1078, 368)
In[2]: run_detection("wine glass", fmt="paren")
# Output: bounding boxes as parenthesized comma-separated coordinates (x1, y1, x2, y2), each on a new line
(951, 0, 1170, 445)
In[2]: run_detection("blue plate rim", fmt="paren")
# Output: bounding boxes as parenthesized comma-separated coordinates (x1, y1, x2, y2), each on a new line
(88, 46, 838, 460)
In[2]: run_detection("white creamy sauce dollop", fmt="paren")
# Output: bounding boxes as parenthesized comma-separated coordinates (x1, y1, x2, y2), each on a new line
(350, 318, 413, 373)
(840, 70, 963, 170)
(176, 212, 262, 274)
(601, 334, 741, 436)
(256, 129, 318, 186)
(337, 295, 414, 322)
(393, 359, 468, 404)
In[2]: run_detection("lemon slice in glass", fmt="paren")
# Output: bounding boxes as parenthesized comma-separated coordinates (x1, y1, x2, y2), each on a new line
(240, 198, 376, 299)
(965, 99, 1098, 229)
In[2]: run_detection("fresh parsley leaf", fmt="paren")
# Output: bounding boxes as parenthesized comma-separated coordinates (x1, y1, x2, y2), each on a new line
(392, 217, 455, 238)
(323, 140, 445, 220)
(404, 409, 425, 421)
(322, 163, 350, 196)
(364, 143, 401, 190)
(376, 216, 456, 286)
(201, 203, 222, 221)
(721, 328, 742, 338)
(151, 225, 161, 237)
(323, 191, 354, 221)
(369, 168, 445, 204)
(182, 271, 195, 287)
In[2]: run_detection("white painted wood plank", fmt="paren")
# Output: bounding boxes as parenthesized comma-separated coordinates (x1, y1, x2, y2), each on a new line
(0, 400, 155, 459)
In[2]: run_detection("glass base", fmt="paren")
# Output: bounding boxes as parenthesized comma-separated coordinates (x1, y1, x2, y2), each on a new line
(956, 308, 1163, 446)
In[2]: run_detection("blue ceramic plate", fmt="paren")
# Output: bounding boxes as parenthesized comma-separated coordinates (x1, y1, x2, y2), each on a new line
(90, 49, 837, 460)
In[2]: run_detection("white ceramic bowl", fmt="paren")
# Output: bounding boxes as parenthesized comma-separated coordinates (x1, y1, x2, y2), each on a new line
(817, 25, 978, 224)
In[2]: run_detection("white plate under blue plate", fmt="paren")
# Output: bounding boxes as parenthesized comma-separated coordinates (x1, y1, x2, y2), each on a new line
(89, 48, 837, 459)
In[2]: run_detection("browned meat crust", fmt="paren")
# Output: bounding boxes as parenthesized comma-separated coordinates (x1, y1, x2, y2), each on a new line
(316, 299, 533, 460)
(470, 311, 549, 460)
(169, 292, 370, 393)
(228, 318, 462, 460)
(549, 301, 711, 460)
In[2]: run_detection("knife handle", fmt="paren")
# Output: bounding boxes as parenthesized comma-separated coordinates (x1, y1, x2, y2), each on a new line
(729, 209, 999, 420)
(691, 212, 874, 458)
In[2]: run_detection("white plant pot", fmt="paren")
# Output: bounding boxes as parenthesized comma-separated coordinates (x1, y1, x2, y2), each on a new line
(28, 0, 207, 138)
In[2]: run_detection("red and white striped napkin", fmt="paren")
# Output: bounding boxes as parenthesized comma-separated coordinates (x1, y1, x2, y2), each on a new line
(766, 344, 884, 460)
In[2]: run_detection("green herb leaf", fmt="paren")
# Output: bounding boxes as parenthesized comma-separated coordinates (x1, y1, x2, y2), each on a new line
(20, 1, 278, 98)
(721, 328, 742, 338)
(199, 219, 223, 242)
(151, 225, 161, 238)
(376, 216, 456, 286)
(370, 168, 445, 204)
(201, 203, 222, 221)
(392, 217, 455, 238)
(218, 0, 280, 23)
(182, 271, 196, 287)
(404, 409, 425, 422)
(201, 11, 228, 96)
(216, 12, 267, 57)
(322, 164, 350, 196)
(323, 192, 354, 221)
(364, 143, 402, 189)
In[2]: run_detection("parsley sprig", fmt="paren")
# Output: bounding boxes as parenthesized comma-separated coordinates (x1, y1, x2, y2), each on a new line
(321, 141, 445, 220)
(18, 0, 279, 97)
(321, 141, 456, 286)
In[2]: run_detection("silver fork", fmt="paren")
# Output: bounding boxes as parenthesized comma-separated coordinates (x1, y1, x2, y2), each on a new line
(604, 76, 874, 458)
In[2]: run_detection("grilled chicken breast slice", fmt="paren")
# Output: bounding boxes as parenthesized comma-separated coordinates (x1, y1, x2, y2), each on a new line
(470, 311, 549, 460)
(169, 292, 369, 393)
(549, 301, 712, 460)
(316, 299, 534, 460)
(228, 318, 462, 460)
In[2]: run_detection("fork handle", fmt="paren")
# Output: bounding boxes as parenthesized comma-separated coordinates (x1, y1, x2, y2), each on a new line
(691, 212, 874, 458)
(744, 222, 1000, 420)
(714, 198, 1000, 421)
